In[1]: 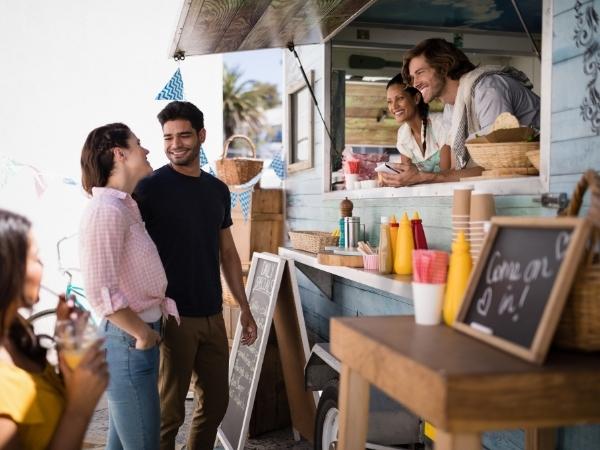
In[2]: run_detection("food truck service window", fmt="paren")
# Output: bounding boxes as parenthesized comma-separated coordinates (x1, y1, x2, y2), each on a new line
(323, 0, 550, 199)
(287, 71, 314, 173)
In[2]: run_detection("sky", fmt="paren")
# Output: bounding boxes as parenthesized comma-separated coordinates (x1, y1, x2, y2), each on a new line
(0, 0, 223, 310)
(223, 48, 284, 95)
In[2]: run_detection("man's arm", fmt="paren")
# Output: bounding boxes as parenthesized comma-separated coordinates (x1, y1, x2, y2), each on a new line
(219, 227, 257, 345)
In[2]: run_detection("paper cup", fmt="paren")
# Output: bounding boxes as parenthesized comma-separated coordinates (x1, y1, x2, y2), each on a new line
(412, 282, 446, 325)
(360, 179, 378, 189)
(470, 191, 496, 221)
(452, 186, 474, 215)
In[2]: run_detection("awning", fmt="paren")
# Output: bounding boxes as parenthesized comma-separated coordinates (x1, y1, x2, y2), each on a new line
(169, 0, 377, 57)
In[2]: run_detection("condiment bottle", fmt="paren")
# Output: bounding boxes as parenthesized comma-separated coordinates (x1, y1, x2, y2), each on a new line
(411, 212, 428, 250)
(389, 215, 398, 262)
(339, 197, 353, 248)
(378, 216, 393, 274)
(394, 212, 413, 275)
(443, 230, 472, 325)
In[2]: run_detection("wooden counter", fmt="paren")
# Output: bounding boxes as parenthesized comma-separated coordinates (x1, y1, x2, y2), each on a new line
(331, 316, 600, 450)
(278, 247, 413, 299)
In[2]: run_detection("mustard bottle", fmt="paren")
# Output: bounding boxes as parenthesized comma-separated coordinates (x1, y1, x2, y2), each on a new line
(394, 212, 413, 275)
(443, 230, 473, 325)
(389, 215, 398, 263)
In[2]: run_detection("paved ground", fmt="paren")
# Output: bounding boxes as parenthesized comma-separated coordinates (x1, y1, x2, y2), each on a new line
(83, 395, 312, 450)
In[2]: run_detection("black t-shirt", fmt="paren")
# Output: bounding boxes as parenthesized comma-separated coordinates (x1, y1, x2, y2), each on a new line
(134, 165, 233, 317)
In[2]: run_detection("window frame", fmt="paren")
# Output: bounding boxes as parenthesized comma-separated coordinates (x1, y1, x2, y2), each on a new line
(322, 0, 552, 198)
(287, 71, 314, 173)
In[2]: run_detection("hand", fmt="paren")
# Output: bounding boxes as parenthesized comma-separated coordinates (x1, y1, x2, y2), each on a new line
(135, 327, 161, 350)
(240, 308, 258, 346)
(56, 293, 90, 323)
(381, 163, 424, 187)
(60, 340, 108, 417)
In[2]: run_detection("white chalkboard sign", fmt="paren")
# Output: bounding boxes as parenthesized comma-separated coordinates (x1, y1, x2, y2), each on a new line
(454, 217, 591, 364)
(218, 253, 285, 450)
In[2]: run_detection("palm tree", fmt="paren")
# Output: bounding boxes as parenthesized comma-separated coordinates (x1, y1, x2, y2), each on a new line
(223, 65, 280, 140)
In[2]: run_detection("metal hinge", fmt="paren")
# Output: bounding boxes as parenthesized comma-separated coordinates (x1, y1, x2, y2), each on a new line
(532, 192, 569, 212)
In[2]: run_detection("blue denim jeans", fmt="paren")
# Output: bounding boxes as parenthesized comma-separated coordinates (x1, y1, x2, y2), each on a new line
(101, 319, 161, 450)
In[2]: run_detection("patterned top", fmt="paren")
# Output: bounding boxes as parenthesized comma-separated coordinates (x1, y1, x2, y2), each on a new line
(396, 113, 448, 173)
(0, 361, 65, 450)
(79, 187, 179, 322)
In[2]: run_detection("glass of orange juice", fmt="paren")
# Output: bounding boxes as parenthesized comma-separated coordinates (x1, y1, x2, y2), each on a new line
(55, 318, 97, 369)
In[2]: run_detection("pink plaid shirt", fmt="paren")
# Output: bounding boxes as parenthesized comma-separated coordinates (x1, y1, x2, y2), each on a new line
(79, 187, 179, 322)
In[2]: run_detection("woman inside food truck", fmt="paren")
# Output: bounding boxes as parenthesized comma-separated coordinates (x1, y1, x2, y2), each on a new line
(384, 73, 451, 179)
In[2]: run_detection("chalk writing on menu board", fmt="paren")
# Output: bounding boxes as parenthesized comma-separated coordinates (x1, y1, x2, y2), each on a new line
(463, 227, 572, 348)
(219, 256, 282, 450)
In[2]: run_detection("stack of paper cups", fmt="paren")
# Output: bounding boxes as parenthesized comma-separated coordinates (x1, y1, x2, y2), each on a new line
(451, 186, 473, 243)
(470, 191, 496, 262)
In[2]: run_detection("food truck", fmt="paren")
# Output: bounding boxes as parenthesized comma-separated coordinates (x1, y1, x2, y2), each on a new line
(169, 1, 600, 448)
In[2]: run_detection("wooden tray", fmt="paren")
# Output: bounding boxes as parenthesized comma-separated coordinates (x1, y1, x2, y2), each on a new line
(317, 251, 364, 268)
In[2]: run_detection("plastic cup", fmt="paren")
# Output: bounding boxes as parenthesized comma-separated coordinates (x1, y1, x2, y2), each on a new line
(55, 320, 97, 369)
(412, 282, 446, 325)
(345, 173, 358, 190)
(362, 254, 379, 271)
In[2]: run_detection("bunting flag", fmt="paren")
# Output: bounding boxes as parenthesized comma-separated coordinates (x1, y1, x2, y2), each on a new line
(239, 190, 251, 222)
(155, 68, 185, 100)
(230, 192, 238, 210)
(270, 152, 287, 180)
(208, 166, 216, 177)
(199, 146, 208, 166)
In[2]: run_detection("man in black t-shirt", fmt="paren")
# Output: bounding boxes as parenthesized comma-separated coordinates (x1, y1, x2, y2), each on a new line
(134, 101, 257, 450)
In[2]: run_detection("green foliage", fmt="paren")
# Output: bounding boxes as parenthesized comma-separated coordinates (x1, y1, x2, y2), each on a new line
(223, 64, 281, 140)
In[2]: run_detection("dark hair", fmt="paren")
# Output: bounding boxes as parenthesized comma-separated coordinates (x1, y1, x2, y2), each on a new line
(386, 75, 430, 152)
(402, 38, 476, 84)
(157, 101, 204, 132)
(0, 209, 46, 364)
(80, 123, 132, 195)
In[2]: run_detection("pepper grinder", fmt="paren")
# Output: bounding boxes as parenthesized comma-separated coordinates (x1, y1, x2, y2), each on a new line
(339, 197, 353, 248)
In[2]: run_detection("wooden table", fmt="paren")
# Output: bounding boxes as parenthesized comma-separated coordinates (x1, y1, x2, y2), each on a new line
(331, 316, 600, 450)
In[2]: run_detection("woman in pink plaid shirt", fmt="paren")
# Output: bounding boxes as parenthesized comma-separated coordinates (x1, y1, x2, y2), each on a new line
(79, 123, 179, 450)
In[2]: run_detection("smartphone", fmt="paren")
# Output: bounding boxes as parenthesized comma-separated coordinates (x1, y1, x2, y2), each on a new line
(384, 163, 400, 174)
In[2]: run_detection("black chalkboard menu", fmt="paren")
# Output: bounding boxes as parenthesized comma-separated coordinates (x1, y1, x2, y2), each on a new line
(454, 217, 591, 364)
(218, 253, 285, 450)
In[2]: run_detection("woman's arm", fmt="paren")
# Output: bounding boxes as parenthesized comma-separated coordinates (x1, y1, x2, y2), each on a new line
(0, 417, 20, 450)
(47, 341, 109, 450)
(439, 145, 451, 171)
(400, 154, 412, 165)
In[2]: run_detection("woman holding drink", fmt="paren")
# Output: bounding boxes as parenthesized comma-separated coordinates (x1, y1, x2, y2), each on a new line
(0, 209, 108, 449)
(79, 123, 179, 450)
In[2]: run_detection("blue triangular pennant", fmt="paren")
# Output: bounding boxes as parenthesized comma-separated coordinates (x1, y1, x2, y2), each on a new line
(208, 166, 216, 177)
(270, 152, 286, 180)
(155, 68, 185, 100)
(230, 192, 238, 210)
(240, 190, 251, 222)
(199, 146, 208, 166)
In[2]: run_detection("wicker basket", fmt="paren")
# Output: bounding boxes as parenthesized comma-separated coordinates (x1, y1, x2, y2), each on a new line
(216, 135, 263, 185)
(526, 150, 540, 171)
(554, 170, 600, 351)
(466, 142, 539, 169)
(288, 231, 338, 254)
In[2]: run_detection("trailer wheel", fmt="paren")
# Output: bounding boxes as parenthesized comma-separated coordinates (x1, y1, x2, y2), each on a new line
(315, 379, 340, 450)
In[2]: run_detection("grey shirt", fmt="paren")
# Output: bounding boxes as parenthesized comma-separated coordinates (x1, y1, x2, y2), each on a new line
(443, 73, 541, 139)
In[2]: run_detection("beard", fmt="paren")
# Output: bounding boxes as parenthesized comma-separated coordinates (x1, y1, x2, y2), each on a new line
(167, 146, 200, 167)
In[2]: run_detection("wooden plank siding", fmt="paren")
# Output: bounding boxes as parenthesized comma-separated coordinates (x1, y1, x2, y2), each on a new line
(283, 1, 600, 447)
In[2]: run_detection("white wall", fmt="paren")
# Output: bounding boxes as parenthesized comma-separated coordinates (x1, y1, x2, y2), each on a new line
(0, 0, 223, 309)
